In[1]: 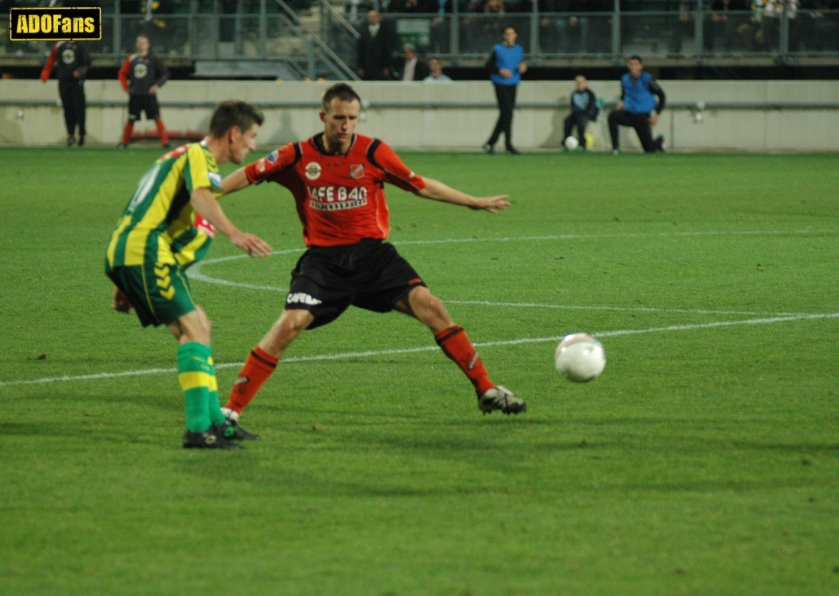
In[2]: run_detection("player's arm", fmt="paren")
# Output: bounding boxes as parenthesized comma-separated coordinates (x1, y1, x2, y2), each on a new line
(221, 167, 252, 195)
(417, 178, 510, 214)
(117, 57, 131, 91)
(222, 143, 299, 196)
(40, 44, 57, 82)
(375, 141, 509, 214)
(191, 187, 272, 257)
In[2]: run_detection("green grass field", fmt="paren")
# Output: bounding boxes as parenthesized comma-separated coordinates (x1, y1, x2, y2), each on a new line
(1, 147, 838, 595)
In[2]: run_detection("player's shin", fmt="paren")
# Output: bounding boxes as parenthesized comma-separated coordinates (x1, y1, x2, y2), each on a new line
(434, 325, 495, 395)
(177, 343, 215, 432)
(206, 355, 226, 427)
(224, 345, 279, 414)
(121, 121, 133, 146)
(155, 119, 169, 145)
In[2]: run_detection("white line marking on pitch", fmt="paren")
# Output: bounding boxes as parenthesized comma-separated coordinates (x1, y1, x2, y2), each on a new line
(2, 312, 837, 388)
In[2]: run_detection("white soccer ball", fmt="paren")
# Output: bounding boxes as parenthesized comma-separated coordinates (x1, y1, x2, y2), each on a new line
(564, 136, 579, 151)
(554, 333, 606, 383)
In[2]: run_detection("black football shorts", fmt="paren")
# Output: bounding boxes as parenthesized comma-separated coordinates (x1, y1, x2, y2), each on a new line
(285, 239, 426, 329)
(128, 94, 161, 121)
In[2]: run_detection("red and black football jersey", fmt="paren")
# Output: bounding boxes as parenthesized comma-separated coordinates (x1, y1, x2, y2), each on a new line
(245, 133, 426, 247)
(118, 52, 170, 95)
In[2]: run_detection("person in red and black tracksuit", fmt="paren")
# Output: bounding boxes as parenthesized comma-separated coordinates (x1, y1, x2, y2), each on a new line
(117, 35, 171, 149)
(40, 41, 90, 147)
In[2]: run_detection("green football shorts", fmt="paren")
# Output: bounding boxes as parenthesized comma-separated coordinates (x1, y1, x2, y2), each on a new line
(106, 261, 196, 327)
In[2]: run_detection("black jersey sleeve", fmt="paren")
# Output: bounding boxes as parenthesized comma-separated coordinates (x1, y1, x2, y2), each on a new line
(648, 77, 666, 113)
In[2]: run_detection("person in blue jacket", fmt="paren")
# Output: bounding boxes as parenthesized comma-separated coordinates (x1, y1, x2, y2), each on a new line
(608, 55, 667, 154)
(483, 26, 528, 155)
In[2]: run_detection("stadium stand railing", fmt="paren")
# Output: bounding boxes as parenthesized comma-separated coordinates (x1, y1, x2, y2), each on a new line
(1, 0, 837, 76)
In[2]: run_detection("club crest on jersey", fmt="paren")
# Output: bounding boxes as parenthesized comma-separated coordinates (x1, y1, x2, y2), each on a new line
(305, 162, 322, 180)
(266, 150, 279, 164)
(61, 49, 75, 64)
(133, 63, 148, 78)
(349, 164, 365, 180)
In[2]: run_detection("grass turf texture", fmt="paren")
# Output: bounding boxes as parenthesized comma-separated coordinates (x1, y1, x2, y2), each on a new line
(1, 147, 838, 595)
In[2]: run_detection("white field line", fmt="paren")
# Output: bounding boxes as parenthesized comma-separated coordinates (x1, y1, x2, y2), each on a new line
(189, 228, 833, 295)
(2, 311, 837, 389)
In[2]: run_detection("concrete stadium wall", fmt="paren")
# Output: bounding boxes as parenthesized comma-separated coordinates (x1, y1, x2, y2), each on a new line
(1, 79, 838, 151)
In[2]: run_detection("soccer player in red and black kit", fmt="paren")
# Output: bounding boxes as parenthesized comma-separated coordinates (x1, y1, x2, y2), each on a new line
(117, 35, 170, 149)
(220, 83, 526, 426)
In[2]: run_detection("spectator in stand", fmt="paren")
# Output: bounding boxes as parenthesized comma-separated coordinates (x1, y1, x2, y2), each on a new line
(483, 25, 527, 155)
(389, 0, 436, 11)
(790, 0, 830, 51)
(555, 0, 592, 54)
(424, 58, 453, 81)
(563, 75, 599, 150)
(608, 55, 666, 154)
(395, 43, 430, 81)
(40, 41, 90, 147)
(356, 10, 398, 80)
(706, 0, 751, 52)
(118, 35, 171, 149)
(668, 0, 715, 56)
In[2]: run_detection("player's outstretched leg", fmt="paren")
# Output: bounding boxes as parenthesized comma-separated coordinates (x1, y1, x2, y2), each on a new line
(223, 309, 313, 428)
(435, 325, 527, 415)
(397, 287, 527, 415)
(207, 354, 259, 441)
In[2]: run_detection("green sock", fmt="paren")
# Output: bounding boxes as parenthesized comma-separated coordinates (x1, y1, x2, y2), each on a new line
(177, 342, 214, 433)
(207, 355, 226, 427)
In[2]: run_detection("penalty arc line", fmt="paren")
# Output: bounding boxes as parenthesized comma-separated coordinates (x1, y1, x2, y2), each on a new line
(1, 311, 837, 389)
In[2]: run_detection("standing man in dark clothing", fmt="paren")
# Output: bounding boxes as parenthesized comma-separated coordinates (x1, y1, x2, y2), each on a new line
(608, 55, 666, 154)
(563, 75, 599, 150)
(484, 26, 527, 155)
(40, 41, 90, 147)
(356, 10, 397, 80)
(118, 35, 171, 149)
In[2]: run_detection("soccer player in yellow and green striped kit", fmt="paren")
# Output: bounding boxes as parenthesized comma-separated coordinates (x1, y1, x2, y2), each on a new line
(105, 100, 272, 450)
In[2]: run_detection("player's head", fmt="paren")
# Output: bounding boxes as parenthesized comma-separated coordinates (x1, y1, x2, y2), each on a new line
(626, 55, 644, 77)
(367, 10, 381, 26)
(575, 75, 587, 91)
(502, 26, 517, 46)
(320, 83, 361, 153)
(208, 100, 264, 164)
(136, 35, 150, 55)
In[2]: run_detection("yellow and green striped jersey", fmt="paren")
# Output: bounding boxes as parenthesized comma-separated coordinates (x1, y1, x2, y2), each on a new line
(105, 142, 222, 271)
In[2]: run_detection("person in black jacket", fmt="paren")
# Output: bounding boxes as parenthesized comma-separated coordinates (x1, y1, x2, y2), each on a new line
(356, 10, 398, 80)
(563, 75, 599, 150)
(40, 41, 90, 147)
(394, 43, 430, 81)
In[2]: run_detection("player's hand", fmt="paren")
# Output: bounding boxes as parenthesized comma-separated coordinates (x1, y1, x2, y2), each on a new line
(73, 70, 82, 78)
(471, 195, 510, 214)
(230, 232, 273, 258)
(149, 84, 159, 94)
(519, 62, 528, 74)
(113, 287, 133, 313)
(616, 100, 625, 111)
(499, 68, 513, 78)
(649, 112, 659, 126)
